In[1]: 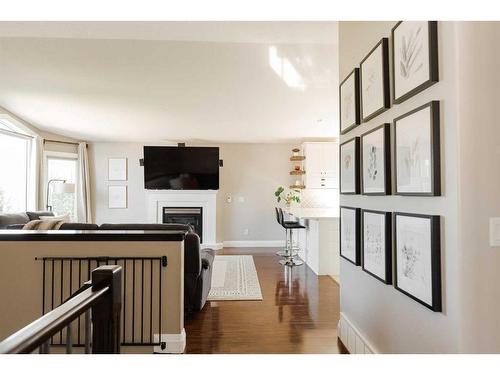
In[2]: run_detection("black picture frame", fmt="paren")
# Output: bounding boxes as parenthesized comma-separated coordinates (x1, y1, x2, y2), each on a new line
(340, 206, 361, 266)
(339, 137, 360, 195)
(394, 101, 441, 196)
(360, 38, 390, 122)
(339, 68, 361, 135)
(391, 21, 439, 104)
(360, 124, 391, 195)
(393, 212, 442, 312)
(361, 209, 392, 284)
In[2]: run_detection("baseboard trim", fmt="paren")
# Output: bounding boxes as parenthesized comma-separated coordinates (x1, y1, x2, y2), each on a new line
(201, 242, 224, 250)
(338, 312, 378, 354)
(223, 240, 286, 248)
(153, 329, 186, 354)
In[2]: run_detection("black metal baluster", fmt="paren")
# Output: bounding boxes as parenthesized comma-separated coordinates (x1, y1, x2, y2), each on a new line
(51, 259, 54, 345)
(150, 259, 153, 342)
(42, 259, 46, 315)
(84, 310, 91, 354)
(60, 260, 64, 343)
(66, 322, 72, 354)
(123, 259, 127, 343)
(132, 259, 135, 343)
(141, 259, 144, 344)
(159, 259, 162, 344)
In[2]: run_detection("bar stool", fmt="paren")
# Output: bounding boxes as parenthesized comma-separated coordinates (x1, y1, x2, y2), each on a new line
(275, 207, 289, 257)
(278, 207, 305, 267)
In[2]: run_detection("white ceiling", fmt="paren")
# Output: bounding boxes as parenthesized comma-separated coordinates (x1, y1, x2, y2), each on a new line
(0, 21, 339, 143)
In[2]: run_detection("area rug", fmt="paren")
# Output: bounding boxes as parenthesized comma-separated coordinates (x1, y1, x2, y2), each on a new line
(207, 255, 263, 301)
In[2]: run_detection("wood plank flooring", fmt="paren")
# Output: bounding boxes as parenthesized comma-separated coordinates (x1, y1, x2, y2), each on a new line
(184, 247, 342, 354)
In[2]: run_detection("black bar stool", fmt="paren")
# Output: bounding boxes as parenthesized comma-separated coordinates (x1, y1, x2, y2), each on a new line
(277, 207, 305, 267)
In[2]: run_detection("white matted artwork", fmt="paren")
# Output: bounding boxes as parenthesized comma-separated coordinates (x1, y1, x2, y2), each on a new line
(340, 206, 360, 265)
(108, 158, 127, 181)
(394, 213, 441, 311)
(394, 101, 440, 196)
(108, 185, 127, 209)
(340, 137, 359, 194)
(339, 68, 360, 134)
(360, 38, 390, 122)
(392, 21, 439, 103)
(362, 210, 391, 284)
(361, 124, 390, 195)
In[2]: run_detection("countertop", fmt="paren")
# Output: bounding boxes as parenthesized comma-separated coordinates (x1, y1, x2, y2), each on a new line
(0, 230, 187, 241)
(287, 207, 339, 219)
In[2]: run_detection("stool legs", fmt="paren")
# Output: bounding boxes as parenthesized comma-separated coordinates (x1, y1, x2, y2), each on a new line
(278, 228, 304, 267)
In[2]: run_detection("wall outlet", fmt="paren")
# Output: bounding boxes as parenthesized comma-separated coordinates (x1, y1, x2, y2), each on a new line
(489, 218, 500, 247)
(243, 229, 249, 235)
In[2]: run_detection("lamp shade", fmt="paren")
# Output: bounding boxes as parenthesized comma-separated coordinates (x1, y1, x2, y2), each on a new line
(54, 182, 75, 194)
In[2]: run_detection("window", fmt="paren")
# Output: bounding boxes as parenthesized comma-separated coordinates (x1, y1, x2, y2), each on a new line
(0, 122, 31, 213)
(45, 153, 78, 221)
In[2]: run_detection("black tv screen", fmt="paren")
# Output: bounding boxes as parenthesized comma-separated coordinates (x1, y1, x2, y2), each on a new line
(144, 146, 219, 190)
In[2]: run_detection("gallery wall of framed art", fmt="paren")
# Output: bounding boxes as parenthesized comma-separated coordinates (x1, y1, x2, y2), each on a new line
(338, 21, 445, 318)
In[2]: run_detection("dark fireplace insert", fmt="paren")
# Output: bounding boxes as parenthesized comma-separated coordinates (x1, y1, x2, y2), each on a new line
(163, 207, 203, 243)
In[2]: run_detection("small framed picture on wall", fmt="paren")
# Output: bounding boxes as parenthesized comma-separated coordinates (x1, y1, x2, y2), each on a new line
(340, 206, 361, 266)
(361, 209, 392, 284)
(108, 158, 128, 181)
(108, 185, 127, 209)
(361, 124, 391, 195)
(339, 68, 361, 134)
(394, 101, 440, 196)
(392, 21, 439, 104)
(360, 38, 390, 122)
(393, 212, 441, 312)
(340, 137, 360, 195)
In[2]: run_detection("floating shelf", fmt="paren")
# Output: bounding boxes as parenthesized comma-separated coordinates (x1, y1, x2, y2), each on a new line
(290, 185, 305, 190)
(290, 156, 306, 161)
(290, 170, 305, 175)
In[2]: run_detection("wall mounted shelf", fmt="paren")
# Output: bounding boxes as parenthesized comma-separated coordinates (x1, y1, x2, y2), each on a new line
(290, 185, 306, 190)
(290, 170, 306, 175)
(290, 156, 306, 161)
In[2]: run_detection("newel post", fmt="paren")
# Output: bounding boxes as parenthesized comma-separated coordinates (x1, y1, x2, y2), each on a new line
(91, 265, 122, 354)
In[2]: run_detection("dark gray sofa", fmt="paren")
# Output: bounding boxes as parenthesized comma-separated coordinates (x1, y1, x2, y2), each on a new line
(0, 211, 214, 312)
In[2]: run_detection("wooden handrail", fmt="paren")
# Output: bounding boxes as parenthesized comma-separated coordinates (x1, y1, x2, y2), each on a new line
(0, 265, 122, 354)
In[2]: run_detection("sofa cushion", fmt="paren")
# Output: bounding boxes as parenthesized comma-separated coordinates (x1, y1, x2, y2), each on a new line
(26, 211, 54, 221)
(60, 223, 99, 230)
(99, 223, 193, 232)
(0, 212, 30, 229)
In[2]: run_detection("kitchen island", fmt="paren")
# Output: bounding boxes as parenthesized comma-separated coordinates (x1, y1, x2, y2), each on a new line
(287, 207, 339, 282)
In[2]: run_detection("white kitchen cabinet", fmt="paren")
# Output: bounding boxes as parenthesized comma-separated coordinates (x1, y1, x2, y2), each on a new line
(303, 142, 338, 189)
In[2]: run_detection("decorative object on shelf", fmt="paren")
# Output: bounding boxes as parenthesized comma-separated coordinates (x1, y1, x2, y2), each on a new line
(289, 170, 305, 175)
(108, 185, 127, 209)
(339, 68, 361, 134)
(292, 148, 300, 157)
(290, 156, 306, 161)
(108, 157, 127, 181)
(274, 186, 300, 208)
(392, 21, 439, 104)
(340, 206, 361, 265)
(45, 179, 76, 211)
(361, 124, 391, 195)
(394, 212, 441, 312)
(340, 137, 360, 194)
(362, 209, 392, 284)
(294, 165, 301, 171)
(360, 38, 390, 122)
(394, 101, 440, 196)
(289, 185, 305, 190)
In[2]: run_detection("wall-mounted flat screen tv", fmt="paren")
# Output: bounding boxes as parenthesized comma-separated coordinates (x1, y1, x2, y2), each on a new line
(143, 146, 219, 190)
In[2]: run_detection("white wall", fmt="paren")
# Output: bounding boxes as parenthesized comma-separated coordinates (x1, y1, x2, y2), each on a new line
(89, 142, 296, 244)
(339, 22, 461, 353)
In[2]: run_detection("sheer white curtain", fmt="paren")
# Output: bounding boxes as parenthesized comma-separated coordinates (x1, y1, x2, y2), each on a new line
(28, 136, 44, 210)
(76, 142, 93, 223)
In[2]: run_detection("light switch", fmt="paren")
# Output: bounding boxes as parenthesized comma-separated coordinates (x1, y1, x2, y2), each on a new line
(226, 195, 232, 203)
(489, 218, 500, 247)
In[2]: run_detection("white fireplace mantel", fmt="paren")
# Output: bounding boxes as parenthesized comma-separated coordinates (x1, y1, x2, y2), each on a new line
(146, 190, 218, 249)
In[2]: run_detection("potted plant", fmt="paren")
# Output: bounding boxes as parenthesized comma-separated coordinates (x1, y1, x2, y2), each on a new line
(274, 186, 301, 208)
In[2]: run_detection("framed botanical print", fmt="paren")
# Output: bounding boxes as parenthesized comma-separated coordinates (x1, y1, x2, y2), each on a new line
(394, 101, 440, 196)
(340, 206, 361, 266)
(361, 124, 391, 195)
(340, 137, 360, 194)
(394, 212, 441, 312)
(108, 157, 128, 181)
(362, 210, 392, 284)
(392, 21, 439, 104)
(339, 68, 361, 134)
(360, 38, 390, 122)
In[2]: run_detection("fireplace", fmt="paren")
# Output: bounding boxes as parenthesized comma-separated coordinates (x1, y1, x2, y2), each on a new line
(163, 207, 203, 243)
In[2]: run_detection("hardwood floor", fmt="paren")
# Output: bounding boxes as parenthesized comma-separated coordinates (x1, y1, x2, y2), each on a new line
(184, 247, 342, 354)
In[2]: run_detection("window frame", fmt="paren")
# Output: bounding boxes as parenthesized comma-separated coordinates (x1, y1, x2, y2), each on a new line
(43, 150, 79, 215)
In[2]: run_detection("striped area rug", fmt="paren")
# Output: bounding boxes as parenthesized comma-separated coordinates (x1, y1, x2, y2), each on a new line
(207, 255, 263, 301)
